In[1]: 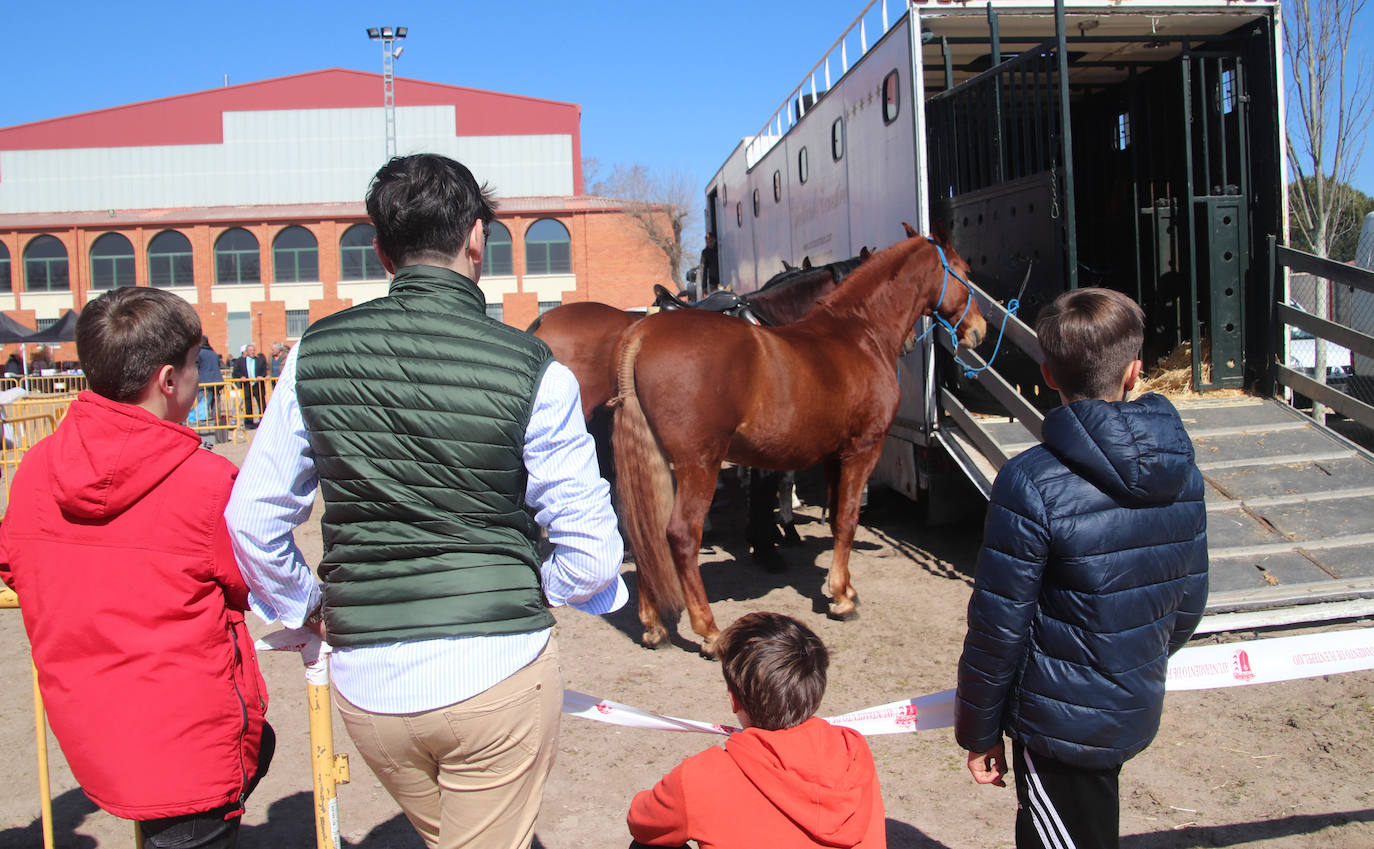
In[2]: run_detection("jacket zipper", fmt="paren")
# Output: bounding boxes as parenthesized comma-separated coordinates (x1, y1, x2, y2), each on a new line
(227, 619, 250, 807)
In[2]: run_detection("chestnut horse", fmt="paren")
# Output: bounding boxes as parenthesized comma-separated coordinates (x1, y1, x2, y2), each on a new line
(611, 227, 987, 655)
(527, 253, 871, 420)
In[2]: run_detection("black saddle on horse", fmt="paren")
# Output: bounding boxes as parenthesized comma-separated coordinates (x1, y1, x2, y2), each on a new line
(652, 285, 761, 324)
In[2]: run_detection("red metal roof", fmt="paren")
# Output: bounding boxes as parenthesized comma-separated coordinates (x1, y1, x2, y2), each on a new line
(0, 69, 581, 152)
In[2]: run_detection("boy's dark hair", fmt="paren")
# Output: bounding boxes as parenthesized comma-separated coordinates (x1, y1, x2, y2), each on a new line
(715, 612, 828, 731)
(1036, 287, 1145, 401)
(365, 154, 497, 268)
(76, 287, 202, 403)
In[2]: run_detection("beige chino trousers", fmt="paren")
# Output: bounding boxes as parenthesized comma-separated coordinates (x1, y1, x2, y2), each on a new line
(335, 638, 562, 849)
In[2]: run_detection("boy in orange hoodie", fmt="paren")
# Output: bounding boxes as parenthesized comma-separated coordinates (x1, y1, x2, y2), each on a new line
(628, 612, 886, 849)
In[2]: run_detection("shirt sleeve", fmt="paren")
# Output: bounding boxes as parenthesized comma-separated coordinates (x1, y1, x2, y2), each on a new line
(524, 361, 627, 614)
(954, 461, 1049, 754)
(627, 760, 691, 846)
(224, 345, 323, 627)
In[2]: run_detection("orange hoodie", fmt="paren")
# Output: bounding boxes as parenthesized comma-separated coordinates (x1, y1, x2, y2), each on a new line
(628, 717, 886, 848)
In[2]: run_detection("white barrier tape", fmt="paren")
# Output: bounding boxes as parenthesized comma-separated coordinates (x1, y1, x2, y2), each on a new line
(1163, 625, 1374, 691)
(257, 626, 1374, 737)
(255, 627, 332, 686)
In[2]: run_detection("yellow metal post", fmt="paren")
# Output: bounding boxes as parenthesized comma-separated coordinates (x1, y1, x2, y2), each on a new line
(32, 665, 54, 849)
(308, 681, 349, 849)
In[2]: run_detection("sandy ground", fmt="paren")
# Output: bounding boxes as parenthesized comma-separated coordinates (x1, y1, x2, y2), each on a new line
(2, 437, 1372, 849)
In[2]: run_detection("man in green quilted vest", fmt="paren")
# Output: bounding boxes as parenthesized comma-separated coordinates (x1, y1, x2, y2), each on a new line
(226, 153, 626, 849)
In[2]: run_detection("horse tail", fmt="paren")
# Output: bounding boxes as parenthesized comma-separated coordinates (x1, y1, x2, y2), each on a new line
(610, 330, 684, 618)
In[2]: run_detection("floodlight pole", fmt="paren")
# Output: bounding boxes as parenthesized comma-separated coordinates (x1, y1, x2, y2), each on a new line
(366, 26, 408, 160)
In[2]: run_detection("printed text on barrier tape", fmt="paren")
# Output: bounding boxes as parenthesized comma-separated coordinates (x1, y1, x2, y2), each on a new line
(260, 626, 1374, 737)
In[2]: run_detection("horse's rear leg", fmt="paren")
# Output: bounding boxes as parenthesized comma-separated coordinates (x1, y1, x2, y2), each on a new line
(666, 463, 725, 657)
(826, 446, 883, 620)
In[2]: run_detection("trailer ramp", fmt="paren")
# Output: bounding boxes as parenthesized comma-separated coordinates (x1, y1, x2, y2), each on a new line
(939, 395, 1374, 629)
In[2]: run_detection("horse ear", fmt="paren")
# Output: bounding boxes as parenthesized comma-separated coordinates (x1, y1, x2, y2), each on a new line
(782, 260, 796, 271)
(902, 222, 919, 238)
(802, 256, 812, 269)
(859, 246, 873, 262)
(930, 218, 953, 250)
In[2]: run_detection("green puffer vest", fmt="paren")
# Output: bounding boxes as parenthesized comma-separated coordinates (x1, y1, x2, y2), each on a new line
(295, 265, 555, 647)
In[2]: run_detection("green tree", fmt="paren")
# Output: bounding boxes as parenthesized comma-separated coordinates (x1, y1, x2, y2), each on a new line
(1288, 178, 1374, 260)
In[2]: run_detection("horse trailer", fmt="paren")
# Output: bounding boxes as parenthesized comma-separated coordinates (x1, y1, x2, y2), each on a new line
(707, 0, 1374, 627)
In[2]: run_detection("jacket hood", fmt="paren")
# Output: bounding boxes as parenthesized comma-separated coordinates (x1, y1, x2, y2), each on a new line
(726, 718, 876, 847)
(1042, 392, 1195, 505)
(49, 392, 202, 519)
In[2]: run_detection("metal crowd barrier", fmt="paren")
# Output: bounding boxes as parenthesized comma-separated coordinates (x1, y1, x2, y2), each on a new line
(0, 375, 89, 395)
(2, 588, 348, 849)
(1, 413, 60, 509)
(191, 377, 278, 443)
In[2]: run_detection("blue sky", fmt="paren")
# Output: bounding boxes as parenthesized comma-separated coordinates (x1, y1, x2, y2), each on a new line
(4, 1, 1373, 213)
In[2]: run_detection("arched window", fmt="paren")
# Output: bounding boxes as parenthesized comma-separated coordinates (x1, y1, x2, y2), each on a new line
(273, 226, 319, 283)
(148, 230, 194, 288)
(214, 228, 260, 285)
(0, 242, 10, 293)
(24, 235, 69, 292)
(340, 224, 386, 280)
(89, 233, 136, 291)
(525, 219, 570, 275)
(483, 221, 513, 276)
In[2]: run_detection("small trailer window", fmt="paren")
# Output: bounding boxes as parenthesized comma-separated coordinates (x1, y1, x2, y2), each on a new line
(832, 118, 845, 161)
(753, 188, 760, 217)
(1115, 111, 1131, 151)
(773, 170, 782, 202)
(798, 147, 809, 184)
(882, 70, 900, 124)
(736, 202, 743, 227)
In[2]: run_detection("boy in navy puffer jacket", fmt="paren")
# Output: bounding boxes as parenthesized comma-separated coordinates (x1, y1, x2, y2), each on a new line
(954, 287, 1208, 849)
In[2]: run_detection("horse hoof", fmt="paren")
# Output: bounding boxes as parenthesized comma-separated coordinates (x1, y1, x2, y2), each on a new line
(827, 601, 860, 622)
(781, 523, 803, 547)
(640, 627, 669, 649)
(699, 634, 721, 659)
(751, 545, 787, 573)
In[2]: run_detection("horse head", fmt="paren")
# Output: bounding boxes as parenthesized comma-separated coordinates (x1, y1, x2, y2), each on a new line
(901, 222, 986, 352)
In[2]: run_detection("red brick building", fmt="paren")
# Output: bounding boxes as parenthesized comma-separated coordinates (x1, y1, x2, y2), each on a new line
(0, 69, 670, 362)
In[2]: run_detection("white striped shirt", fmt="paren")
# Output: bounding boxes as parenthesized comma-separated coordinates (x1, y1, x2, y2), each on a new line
(225, 344, 626, 714)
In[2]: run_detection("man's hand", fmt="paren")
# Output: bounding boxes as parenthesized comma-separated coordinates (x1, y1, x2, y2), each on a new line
(967, 742, 1008, 787)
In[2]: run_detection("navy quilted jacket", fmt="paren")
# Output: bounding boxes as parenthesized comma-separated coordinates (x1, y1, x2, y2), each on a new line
(955, 392, 1208, 769)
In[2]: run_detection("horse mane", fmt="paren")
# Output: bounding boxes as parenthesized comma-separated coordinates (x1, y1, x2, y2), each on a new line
(804, 236, 938, 334)
(747, 254, 869, 325)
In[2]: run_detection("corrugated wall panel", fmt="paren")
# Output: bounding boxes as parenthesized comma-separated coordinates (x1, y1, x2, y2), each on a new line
(0, 106, 574, 214)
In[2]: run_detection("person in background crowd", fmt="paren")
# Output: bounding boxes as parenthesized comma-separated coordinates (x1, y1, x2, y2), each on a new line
(28, 344, 53, 375)
(226, 153, 624, 849)
(197, 335, 224, 446)
(3, 352, 22, 376)
(0, 287, 273, 849)
(231, 343, 268, 428)
(700, 232, 721, 295)
(269, 341, 289, 378)
(955, 287, 1208, 849)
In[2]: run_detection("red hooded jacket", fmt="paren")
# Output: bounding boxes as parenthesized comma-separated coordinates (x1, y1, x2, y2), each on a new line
(628, 717, 886, 848)
(0, 391, 268, 821)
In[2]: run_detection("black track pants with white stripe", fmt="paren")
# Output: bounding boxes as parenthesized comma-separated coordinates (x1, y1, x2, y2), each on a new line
(1012, 740, 1122, 849)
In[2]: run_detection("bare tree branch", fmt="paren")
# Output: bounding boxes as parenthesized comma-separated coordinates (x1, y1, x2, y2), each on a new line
(587, 162, 697, 287)
(1285, 0, 1373, 256)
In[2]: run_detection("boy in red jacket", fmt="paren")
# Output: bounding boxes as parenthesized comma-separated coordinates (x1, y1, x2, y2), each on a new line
(0, 287, 273, 849)
(628, 612, 886, 849)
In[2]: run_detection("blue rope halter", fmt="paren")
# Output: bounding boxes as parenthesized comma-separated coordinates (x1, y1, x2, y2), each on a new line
(915, 239, 1022, 379)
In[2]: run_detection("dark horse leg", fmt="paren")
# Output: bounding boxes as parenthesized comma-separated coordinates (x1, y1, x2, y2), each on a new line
(777, 471, 801, 545)
(746, 468, 786, 570)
